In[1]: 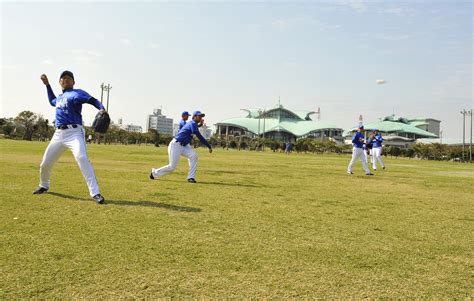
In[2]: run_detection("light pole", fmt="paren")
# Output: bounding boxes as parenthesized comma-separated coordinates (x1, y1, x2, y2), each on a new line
(461, 109, 467, 161)
(104, 84, 112, 111)
(262, 109, 266, 152)
(100, 83, 112, 110)
(257, 109, 262, 151)
(470, 109, 473, 161)
(100, 83, 104, 103)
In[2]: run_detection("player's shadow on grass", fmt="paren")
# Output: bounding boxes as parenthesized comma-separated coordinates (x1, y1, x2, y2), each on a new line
(107, 199, 201, 212)
(198, 181, 262, 188)
(162, 179, 263, 188)
(48, 192, 201, 212)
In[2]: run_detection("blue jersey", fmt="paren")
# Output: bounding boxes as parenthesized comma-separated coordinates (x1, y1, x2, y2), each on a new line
(372, 134, 383, 148)
(178, 120, 187, 131)
(175, 120, 212, 149)
(352, 132, 365, 148)
(46, 85, 104, 127)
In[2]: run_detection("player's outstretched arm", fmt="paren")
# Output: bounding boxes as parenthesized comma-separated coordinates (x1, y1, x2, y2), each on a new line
(41, 74, 57, 106)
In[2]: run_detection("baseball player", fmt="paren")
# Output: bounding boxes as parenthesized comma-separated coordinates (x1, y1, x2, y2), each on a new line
(347, 125, 373, 175)
(178, 111, 189, 131)
(150, 111, 212, 183)
(32, 71, 106, 204)
(368, 129, 385, 171)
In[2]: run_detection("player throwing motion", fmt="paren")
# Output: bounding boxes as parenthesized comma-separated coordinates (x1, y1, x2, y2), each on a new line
(150, 111, 212, 183)
(347, 124, 374, 176)
(32, 71, 106, 204)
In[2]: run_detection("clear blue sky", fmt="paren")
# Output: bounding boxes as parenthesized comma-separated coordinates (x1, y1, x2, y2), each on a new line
(1, 1, 472, 138)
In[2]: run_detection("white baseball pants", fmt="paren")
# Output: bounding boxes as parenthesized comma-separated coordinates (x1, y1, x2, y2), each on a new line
(348, 147, 370, 174)
(38, 126, 100, 197)
(372, 147, 385, 170)
(152, 139, 198, 179)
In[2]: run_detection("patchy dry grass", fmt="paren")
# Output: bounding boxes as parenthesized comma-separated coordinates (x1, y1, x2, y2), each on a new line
(1, 139, 473, 298)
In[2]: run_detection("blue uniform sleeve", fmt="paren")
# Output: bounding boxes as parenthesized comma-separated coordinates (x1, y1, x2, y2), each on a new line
(192, 123, 212, 149)
(46, 85, 57, 106)
(351, 133, 358, 144)
(376, 136, 383, 143)
(75, 90, 105, 110)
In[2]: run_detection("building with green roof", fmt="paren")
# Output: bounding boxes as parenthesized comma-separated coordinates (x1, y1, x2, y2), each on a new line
(346, 115, 441, 149)
(215, 104, 344, 143)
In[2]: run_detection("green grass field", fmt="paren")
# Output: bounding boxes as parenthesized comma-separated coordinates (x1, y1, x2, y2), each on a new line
(1, 139, 473, 298)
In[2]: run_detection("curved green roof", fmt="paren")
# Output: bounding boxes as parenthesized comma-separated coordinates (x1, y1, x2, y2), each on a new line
(217, 117, 342, 137)
(358, 120, 437, 138)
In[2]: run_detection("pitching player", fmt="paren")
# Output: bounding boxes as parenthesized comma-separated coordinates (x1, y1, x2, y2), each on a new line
(178, 111, 189, 131)
(368, 129, 385, 171)
(150, 111, 212, 183)
(32, 71, 106, 204)
(347, 125, 373, 176)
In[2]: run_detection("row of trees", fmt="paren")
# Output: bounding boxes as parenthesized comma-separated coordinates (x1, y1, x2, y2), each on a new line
(0, 111, 53, 141)
(1, 111, 468, 161)
(0, 111, 170, 146)
(210, 136, 467, 161)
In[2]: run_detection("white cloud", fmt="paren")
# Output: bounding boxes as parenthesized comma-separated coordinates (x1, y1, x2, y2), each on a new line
(70, 49, 102, 57)
(120, 38, 132, 45)
(271, 19, 291, 30)
(68, 49, 102, 65)
(95, 32, 105, 40)
(336, 0, 369, 13)
(0, 64, 22, 71)
(379, 7, 416, 18)
(146, 42, 159, 49)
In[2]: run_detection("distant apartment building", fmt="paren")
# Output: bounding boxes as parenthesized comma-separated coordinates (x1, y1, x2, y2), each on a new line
(146, 108, 173, 135)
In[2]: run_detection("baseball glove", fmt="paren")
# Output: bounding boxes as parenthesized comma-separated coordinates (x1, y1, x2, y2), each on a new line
(92, 111, 110, 133)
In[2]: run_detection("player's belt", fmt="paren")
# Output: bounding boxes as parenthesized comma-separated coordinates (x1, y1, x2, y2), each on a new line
(57, 124, 79, 130)
(173, 138, 188, 146)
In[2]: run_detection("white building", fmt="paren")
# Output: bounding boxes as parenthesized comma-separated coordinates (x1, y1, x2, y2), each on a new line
(146, 108, 173, 135)
(121, 124, 143, 133)
(117, 118, 143, 133)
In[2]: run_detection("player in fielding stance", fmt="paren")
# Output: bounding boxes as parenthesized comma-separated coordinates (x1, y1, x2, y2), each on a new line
(347, 124, 373, 176)
(150, 111, 212, 183)
(32, 71, 106, 204)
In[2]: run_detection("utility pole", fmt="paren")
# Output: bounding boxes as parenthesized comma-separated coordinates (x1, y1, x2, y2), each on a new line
(470, 109, 473, 161)
(100, 83, 104, 103)
(262, 109, 266, 152)
(100, 83, 112, 110)
(104, 84, 112, 111)
(461, 109, 467, 161)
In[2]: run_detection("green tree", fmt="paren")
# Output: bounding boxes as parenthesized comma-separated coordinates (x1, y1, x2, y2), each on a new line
(14, 111, 39, 140)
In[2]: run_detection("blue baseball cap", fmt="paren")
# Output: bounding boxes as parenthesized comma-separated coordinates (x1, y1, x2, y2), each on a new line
(60, 70, 74, 80)
(182, 111, 189, 116)
(192, 111, 205, 117)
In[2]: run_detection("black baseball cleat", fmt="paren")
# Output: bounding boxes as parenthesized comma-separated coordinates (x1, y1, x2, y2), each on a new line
(365, 173, 374, 176)
(187, 178, 197, 183)
(150, 172, 155, 180)
(33, 187, 48, 194)
(382, 166, 386, 170)
(347, 171, 353, 175)
(93, 194, 105, 204)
